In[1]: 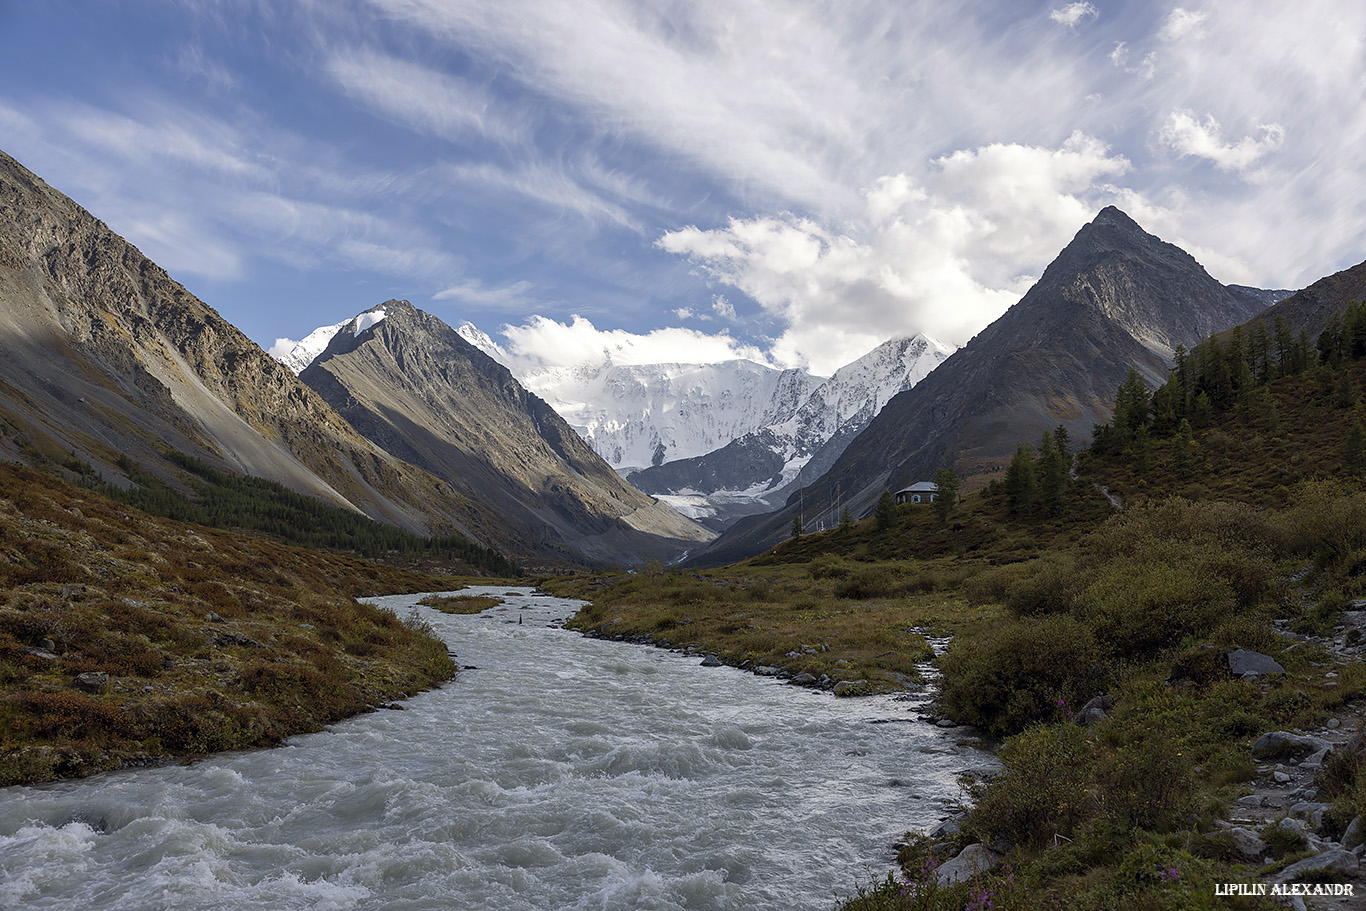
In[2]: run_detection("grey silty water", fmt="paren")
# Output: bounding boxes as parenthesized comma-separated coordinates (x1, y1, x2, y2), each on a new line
(0, 587, 995, 911)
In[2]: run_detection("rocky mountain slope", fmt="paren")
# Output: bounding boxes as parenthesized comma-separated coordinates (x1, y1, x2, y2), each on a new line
(299, 301, 714, 565)
(0, 147, 485, 539)
(281, 317, 952, 532)
(694, 206, 1274, 564)
(1233, 260, 1366, 341)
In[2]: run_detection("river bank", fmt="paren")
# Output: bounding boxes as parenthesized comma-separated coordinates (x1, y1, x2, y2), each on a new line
(1, 587, 996, 911)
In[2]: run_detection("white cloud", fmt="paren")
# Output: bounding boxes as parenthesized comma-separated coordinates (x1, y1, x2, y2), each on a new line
(325, 48, 525, 144)
(1159, 109, 1285, 174)
(1159, 8, 1208, 42)
(1050, 3, 1098, 28)
(659, 133, 1134, 373)
(435, 161, 641, 230)
(495, 314, 773, 372)
(711, 295, 736, 320)
(433, 279, 535, 307)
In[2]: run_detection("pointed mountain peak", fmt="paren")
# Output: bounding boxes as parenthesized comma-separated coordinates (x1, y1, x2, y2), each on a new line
(1091, 205, 1141, 230)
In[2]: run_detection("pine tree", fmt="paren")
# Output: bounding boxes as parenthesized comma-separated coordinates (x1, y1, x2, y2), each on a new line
(1132, 423, 1152, 476)
(1172, 418, 1194, 476)
(839, 506, 854, 531)
(1337, 369, 1360, 409)
(790, 513, 804, 538)
(1004, 443, 1037, 516)
(933, 468, 960, 522)
(875, 490, 896, 532)
(1193, 390, 1213, 427)
(1037, 431, 1069, 516)
(1053, 424, 1072, 463)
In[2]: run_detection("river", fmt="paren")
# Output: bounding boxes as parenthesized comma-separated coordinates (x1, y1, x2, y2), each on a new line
(0, 587, 994, 911)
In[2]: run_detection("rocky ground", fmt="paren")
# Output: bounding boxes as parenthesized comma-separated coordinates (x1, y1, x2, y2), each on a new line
(1218, 612, 1366, 909)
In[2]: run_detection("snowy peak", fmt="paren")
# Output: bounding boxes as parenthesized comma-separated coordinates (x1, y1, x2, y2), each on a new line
(271, 319, 349, 374)
(271, 304, 390, 374)
(457, 321, 507, 361)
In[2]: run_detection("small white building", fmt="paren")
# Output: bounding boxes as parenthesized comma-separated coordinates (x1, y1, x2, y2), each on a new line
(895, 481, 938, 505)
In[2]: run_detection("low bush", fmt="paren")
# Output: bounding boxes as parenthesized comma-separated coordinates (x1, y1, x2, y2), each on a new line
(968, 722, 1096, 849)
(938, 614, 1108, 736)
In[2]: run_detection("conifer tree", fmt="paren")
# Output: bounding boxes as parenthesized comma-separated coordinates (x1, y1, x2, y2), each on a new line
(1193, 390, 1213, 428)
(1250, 323, 1272, 385)
(1337, 369, 1360, 409)
(839, 506, 854, 531)
(1132, 423, 1152, 476)
(933, 468, 960, 522)
(1053, 424, 1072, 462)
(1037, 431, 1068, 516)
(1172, 418, 1194, 476)
(791, 513, 804, 538)
(875, 490, 896, 532)
(1004, 443, 1037, 516)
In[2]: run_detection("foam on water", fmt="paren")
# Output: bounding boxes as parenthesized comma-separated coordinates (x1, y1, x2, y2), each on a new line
(0, 587, 995, 911)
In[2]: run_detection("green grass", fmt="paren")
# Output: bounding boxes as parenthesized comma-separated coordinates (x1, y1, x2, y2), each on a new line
(418, 593, 504, 614)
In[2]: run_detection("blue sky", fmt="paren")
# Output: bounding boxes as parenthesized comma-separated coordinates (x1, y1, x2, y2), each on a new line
(1, 1, 1363, 375)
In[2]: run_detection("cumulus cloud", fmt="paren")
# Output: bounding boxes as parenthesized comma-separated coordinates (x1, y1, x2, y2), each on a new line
(494, 314, 773, 372)
(659, 133, 1133, 373)
(1160, 109, 1285, 174)
(1049, 3, 1098, 28)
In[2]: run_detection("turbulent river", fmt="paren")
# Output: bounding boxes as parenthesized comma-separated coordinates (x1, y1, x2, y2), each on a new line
(0, 587, 995, 911)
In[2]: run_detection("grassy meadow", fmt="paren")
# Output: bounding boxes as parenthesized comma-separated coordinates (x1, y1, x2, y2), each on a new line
(547, 350, 1366, 910)
(0, 461, 489, 786)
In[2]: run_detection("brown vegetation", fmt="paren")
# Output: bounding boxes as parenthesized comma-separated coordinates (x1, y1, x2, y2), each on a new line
(0, 461, 470, 786)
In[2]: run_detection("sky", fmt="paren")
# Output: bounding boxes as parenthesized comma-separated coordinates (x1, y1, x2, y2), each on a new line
(1, 1, 1363, 376)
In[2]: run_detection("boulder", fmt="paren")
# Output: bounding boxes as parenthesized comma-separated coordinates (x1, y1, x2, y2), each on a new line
(73, 671, 109, 694)
(1227, 827, 1267, 858)
(791, 672, 817, 685)
(1341, 816, 1365, 851)
(833, 680, 869, 698)
(1251, 732, 1328, 760)
(1227, 649, 1284, 678)
(929, 813, 965, 839)
(1274, 849, 1360, 883)
(1277, 817, 1309, 839)
(935, 843, 999, 885)
(1299, 746, 1332, 770)
(699, 655, 722, 667)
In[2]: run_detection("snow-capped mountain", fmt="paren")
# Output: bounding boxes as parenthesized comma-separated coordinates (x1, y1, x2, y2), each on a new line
(517, 360, 821, 470)
(273, 314, 952, 529)
(624, 334, 953, 528)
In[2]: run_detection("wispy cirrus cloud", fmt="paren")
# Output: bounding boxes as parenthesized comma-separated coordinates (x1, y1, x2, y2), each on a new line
(325, 48, 527, 145)
(433, 278, 534, 308)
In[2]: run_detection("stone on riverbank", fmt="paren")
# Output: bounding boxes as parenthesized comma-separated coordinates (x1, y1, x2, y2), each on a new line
(935, 843, 1000, 885)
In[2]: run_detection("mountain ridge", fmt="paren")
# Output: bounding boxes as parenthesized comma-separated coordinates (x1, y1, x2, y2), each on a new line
(691, 206, 1273, 564)
(299, 300, 715, 565)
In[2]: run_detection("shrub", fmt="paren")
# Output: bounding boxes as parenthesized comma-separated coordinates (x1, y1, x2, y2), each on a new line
(968, 722, 1096, 849)
(1001, 554, 1078, 617)
(809, 554, 853, 580)
(1276, 480, 1366, 564)
(939, 614, 1108, 736)
(835, 566, 898, 599)
(1076, 559, 1237, 658)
